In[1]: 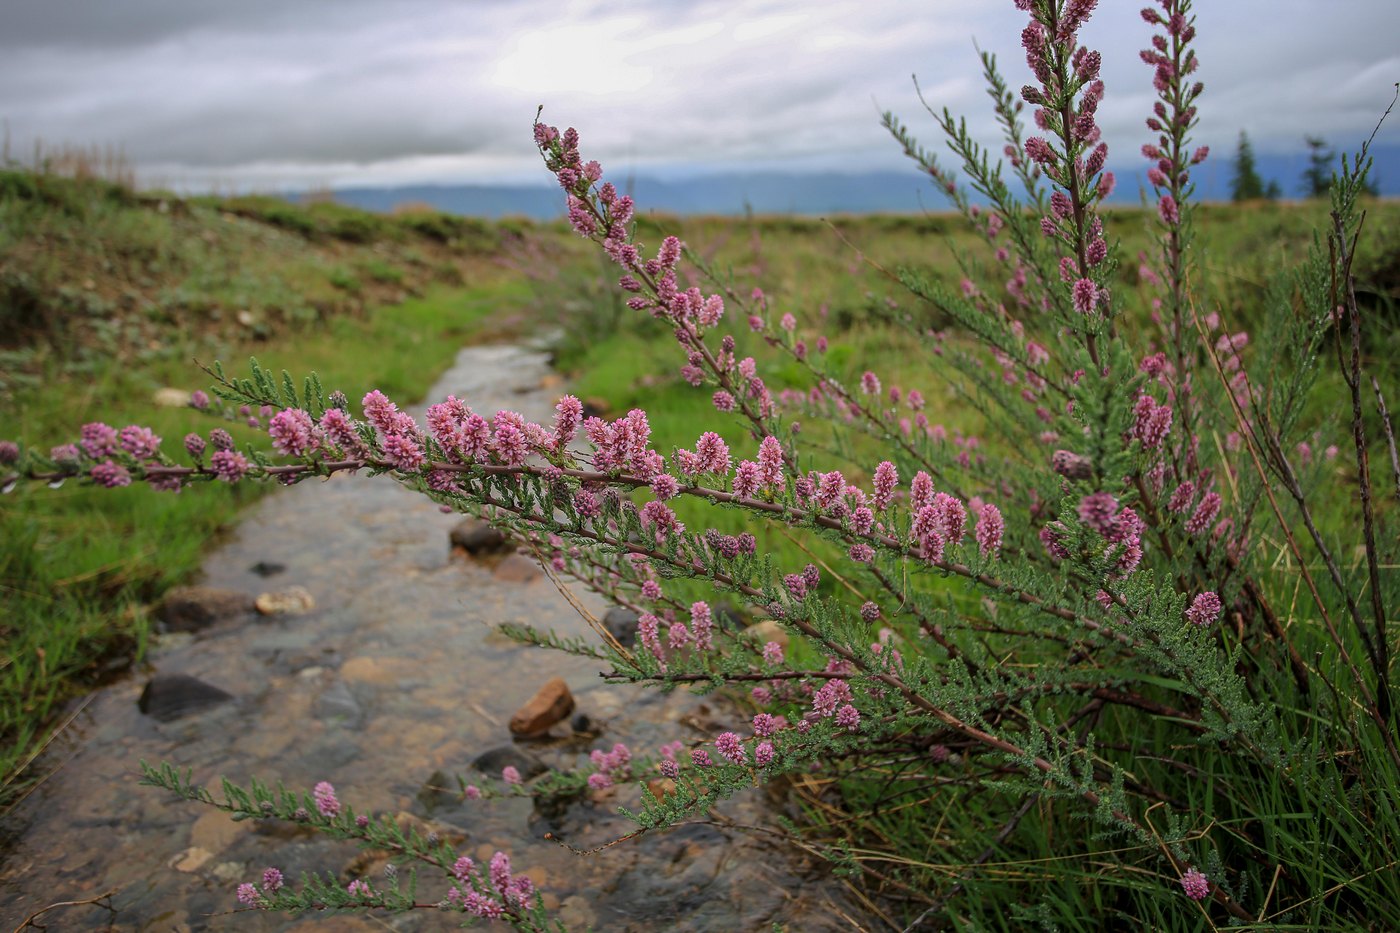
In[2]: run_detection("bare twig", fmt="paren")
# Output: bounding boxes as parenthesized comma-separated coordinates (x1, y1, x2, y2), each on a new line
(1331, 206, 1390, 721)
(11, 887, 118, 932)
(1374, 375, 1400, 501)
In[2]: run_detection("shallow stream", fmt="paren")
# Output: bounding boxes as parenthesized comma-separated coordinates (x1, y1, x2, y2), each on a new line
(0, 345, 860, 931)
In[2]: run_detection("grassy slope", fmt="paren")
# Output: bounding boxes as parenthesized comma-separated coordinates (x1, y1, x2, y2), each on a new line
(0, 171, 535, 797)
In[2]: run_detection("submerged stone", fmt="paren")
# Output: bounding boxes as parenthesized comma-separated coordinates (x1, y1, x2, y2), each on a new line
(157, 587, 253, 633)
(494, 553, 542, 583)
(471, 745, 547, 780)
(138, 673, 234, 722)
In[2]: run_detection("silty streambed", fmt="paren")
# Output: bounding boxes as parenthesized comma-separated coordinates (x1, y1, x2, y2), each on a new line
(0, 345, 865, 932)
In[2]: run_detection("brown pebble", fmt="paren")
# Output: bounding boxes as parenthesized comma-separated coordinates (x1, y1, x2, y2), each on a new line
(494, 553, 542, 583)
(509, 677, 575, 737)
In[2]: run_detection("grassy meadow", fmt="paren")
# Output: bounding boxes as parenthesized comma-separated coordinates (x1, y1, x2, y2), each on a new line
(3, 162, 1399, 923)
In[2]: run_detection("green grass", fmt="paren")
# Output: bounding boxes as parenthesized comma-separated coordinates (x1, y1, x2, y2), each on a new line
(0, 278, 528, 801)
(0, 168, 514, 397)
(4, 166, 1397, 922)
(545, 201, 1400, 927)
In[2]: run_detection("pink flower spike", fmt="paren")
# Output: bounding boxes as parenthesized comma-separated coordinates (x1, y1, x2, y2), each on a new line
(313, 781, 341, 818)
(1158, 193, 1180, 225)
(1185, 591, 1223, 626)
(1180, 867, 1209, 901)
(1072, 278, 1099, 315)
(975, 503, 1004, 558)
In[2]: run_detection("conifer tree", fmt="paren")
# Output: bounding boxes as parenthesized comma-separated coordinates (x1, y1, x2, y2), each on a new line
(1301, 134, 1334, 197)
(1230, 131, 1266, 201)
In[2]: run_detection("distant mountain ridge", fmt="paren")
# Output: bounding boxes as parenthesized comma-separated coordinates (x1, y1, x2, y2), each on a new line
(317, 146, 1400, 219)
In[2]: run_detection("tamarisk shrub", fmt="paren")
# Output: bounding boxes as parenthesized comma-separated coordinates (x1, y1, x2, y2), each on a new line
(5, 1, 1398, 927)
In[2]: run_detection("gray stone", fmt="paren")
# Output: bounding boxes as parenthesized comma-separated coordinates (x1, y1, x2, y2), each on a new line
(314, 681, 363, 725)
(602, 607, 639, 648)
(138, 673, 234, 722)
(471, 745, 547, 780)
(156, 587, 253, 633)
(417, 769, 456, 813)
(449, 519, 508, 555)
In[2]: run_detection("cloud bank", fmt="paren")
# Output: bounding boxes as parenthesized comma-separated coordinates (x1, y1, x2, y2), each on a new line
(3, 0, 1396, 191)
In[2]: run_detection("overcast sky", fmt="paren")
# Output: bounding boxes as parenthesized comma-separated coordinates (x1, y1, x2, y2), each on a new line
(2, 0, 1397, 191)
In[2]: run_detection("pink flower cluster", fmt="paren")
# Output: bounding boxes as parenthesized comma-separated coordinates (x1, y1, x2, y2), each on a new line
(313, 781, 341, 818)
(444, 849, 535, 918)
(1185, 591, 1222, 627)
(588, 742, 632, 789)
(910, 490, 969, 563)
(1130, 393, 1174, 450)
(1179, 867, 1210, 901)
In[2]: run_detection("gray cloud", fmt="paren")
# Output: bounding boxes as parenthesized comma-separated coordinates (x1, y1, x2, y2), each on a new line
(1, 0, 1395, 190)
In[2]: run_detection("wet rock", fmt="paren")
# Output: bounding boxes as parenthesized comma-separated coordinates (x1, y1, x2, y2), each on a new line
(449, 518, 508, 555)
(601, 607, 639, 648)
(581, 686, 627, 719)
(139, 673, 234, 722)
(509, 677, 575, 737)
(157, 587, 253, 633)
(743, 619, 790, 650)
(191, 810, 245, 854)
(211, 862, 245, 883)
(287, 919, 380, 933)
(255, 586, 315, 616)
(314, 681, 363, 725)
(471, 745, 547, 781)
(169, 846, 214, 873)
(494, 553, 542, 583)
(249, 560, 286, 577)
(416, 769, 456, 813)
(343, 848, 393, 885)
(340, 656, 417, 686)
(559, 895, 598, 931)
